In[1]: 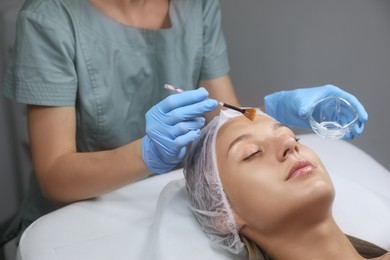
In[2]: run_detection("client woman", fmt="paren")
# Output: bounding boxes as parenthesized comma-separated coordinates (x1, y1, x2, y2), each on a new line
(183, 109, 389, 260)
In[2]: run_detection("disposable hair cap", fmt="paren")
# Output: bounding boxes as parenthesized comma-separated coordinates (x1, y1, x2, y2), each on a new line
(184, 108, 268, 256)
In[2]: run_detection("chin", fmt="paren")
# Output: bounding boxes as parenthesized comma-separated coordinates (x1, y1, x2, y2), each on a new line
(286, 182, 335, 227)
(293, 166, 335, 207)
(304, 176, 336, 214)
(307, 164, 335, 195)
(312, 178, 335, 201)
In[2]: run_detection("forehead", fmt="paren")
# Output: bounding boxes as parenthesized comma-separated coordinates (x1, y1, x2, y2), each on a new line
(216, 114, 277, 141)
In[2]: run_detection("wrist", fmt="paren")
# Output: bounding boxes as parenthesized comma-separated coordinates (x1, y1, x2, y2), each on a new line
(141, 136, 175, 174)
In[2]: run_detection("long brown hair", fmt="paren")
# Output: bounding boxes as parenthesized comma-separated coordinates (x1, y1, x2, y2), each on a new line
(241, 234, 387, 260)
(346, 235, 387, 259)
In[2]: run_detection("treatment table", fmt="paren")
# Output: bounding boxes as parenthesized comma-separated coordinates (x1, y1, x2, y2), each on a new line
(16, 134, 390, 260)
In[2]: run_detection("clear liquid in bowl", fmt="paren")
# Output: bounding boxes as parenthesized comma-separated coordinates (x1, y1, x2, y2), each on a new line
(311, 121, 346, 140)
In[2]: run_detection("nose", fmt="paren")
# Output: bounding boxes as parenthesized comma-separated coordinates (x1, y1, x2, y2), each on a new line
(276, 134, 299, 161)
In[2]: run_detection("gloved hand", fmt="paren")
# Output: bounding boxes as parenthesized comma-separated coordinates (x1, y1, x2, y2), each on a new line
(142, 87, 218, 174)
(264, 85, 368, 140)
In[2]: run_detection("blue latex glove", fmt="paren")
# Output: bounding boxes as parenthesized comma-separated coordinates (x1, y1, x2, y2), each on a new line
(264, 85, 368, 140)
(142, 87, 218, 174)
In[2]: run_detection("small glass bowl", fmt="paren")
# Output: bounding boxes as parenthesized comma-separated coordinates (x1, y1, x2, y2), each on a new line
(309, 96, 358, 140)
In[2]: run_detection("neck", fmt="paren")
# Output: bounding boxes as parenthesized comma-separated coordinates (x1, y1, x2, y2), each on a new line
(249, 217, 365, 260)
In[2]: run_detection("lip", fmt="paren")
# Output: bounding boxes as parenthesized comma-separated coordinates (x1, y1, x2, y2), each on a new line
(286, 160, 314, 180)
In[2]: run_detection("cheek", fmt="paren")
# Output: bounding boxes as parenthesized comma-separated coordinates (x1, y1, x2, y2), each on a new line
(221, 166, 288, 230)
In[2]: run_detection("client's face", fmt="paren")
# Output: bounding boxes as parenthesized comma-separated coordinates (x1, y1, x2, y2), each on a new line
(216, 114, 335, 238)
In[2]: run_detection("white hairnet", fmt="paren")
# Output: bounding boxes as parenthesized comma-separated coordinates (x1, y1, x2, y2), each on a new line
(184, 108, 269, 256)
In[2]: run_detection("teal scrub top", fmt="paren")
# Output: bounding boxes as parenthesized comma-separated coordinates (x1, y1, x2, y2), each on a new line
(1, 0, 230, 244)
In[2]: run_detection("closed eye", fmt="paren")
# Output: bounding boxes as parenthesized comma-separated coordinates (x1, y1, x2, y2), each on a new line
(243, 150, 262, 161)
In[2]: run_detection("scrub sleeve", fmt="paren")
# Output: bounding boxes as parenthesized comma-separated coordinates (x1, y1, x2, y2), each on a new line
(0, 0, 230, 245)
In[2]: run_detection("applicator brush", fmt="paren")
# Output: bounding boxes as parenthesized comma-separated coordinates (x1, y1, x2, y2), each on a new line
(164, 84, 257, 121)
(219, 102, 257, 121)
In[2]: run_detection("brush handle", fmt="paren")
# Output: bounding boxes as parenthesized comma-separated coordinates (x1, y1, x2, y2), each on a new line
(164, 84, 184, 93)
(221, 102, 246, 113)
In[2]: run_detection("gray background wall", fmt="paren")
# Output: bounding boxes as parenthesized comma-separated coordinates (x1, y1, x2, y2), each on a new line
(220, 0, 390, 171)
(0, 0, 389, 228)
(0, 0, 27, 230)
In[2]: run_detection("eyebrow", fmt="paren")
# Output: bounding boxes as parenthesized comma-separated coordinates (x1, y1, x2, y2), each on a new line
(226, 122, 287, 156)
(273, 122, 286, 130)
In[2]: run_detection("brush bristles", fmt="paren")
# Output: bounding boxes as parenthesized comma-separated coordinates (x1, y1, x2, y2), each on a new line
(244, 108, 257, 121)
